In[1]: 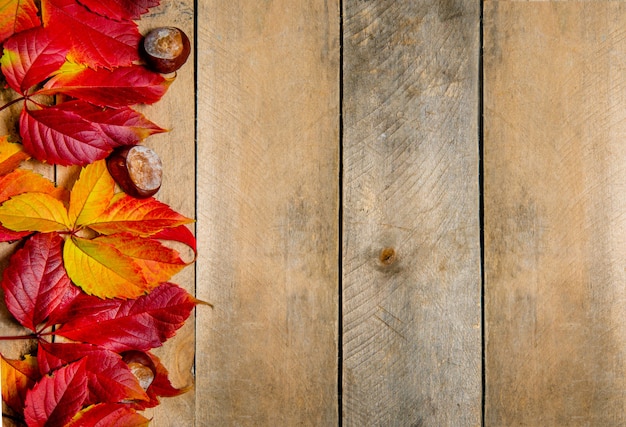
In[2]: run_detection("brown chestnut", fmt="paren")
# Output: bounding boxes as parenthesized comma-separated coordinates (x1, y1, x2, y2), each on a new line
(142, 27, 190, 74)
(107, 145, 162, 199)
(122, 351, 156, 390)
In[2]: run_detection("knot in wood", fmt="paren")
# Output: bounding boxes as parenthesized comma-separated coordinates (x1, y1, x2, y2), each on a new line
(379, 247, 397, 266)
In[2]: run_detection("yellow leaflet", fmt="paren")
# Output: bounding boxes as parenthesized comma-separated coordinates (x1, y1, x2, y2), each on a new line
(0, 193, 71, 232)
(0, 136, 29, 175)
(69, 160, 115, 227)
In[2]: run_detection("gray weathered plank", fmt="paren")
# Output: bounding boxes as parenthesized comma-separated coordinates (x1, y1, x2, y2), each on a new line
(484, 2, 626, 425)
(342, 1, 482, 425)
(195, 1, 340, 425)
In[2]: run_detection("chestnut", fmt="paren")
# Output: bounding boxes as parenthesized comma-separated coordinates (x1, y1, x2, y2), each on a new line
(142, 27, 190, 74)
(122, 351, 156, 390)
(107, 145, 162, 199)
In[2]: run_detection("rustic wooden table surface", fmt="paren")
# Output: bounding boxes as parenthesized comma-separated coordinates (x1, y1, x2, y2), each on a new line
(3, 0, 625, 426)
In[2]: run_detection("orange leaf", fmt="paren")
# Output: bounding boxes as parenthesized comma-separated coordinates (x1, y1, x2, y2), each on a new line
(63, 235, 150, 299)
(0, 192, 71, 232)
(0, 0, 40, 43)
(86, 194, 193, 237)
(69, 159, 115, 227)
(2, 354, 40, 415)
(0, 136, 29, 175)
(0, 169, 65, 204)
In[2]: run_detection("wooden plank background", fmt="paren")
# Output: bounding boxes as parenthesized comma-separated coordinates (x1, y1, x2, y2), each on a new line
(3, 0, 626, 425)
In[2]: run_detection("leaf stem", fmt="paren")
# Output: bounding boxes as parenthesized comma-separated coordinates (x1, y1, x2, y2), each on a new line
(0, 333, 37, 341)
(0, 96, 26, 113)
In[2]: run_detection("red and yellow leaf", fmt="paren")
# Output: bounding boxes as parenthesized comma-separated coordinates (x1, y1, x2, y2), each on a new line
(68, 159, 115, 226)
(63, 235, 150, 299)
(67, 403, 149, 427)
(38, 342, 149, 404)
(1, 26, 68, 94)
(1, 354, 40, 415)
(41, 63, 171, 107)
(23, 359, 89, 427)
(77, 0, 159, 21)
(87, 193, 193, 236)
(0, 135, 29, 175)
(0, 168, 64, 204)
(41, 0, 141, 69)
(0, 0, 40, 43)
(97, 233, 188, 285)
(1, 232, 74, 332)
(0, 192, 71, 232)
(54, 283, 198, 352)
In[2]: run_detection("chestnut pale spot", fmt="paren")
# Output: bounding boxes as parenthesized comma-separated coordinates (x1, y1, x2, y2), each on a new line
(127, 146, 162, 192)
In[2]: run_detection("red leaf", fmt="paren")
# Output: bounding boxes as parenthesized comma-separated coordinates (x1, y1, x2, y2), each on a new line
(20, 101, 135, 166)
(41, 0, 141, 68)
(41, 63, 171, 107)
(1, 232, 77, 332)
(152, 224, 197, 257)
(66, 403, 149, 427)
(0, 0, 40, 44)
(23, 359, 89, 427)
(54, 283, 197, 352)
(1, 26, 68, 94)
(38, 342, 148, 404)
(77, 0, 160, 21)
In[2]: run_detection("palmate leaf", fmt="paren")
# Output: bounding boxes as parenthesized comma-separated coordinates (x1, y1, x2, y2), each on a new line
(1, 354, 40, 415)
(20, 100, 164, 166)
(53, 283, 198, 352)
(41, 0, 141, 69)
(66, 403, 150, 427)
(0, 26, 68, 94)
(23, 359, 88, 427)
(38, 342, 149, 404)
(0, 0, 39, 43)
(1, 232, 78, 332)
(78, 0, 159, 21)
(41, 62, 171, 108)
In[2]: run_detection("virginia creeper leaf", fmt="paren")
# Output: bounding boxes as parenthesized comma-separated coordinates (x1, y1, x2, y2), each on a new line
(77, 0, 159, 21)
(87, 193, 194, 236)
(23, 359, 88, 427)
(0, 192, 71, 232)
(1, 26, 68, 94)
(41, 0, 141, 68)
(0, 135, 29, 174)
(2, 232, 74, 332)
(38, 342, 148, 404)
(41, 63, 171, 107)
(96, 233, 187, 285)
(1, 354, 40, 415)
(0, 0, 40, 43)
(66, 403, 150, 427)
(152, 224, 197, 258)
(54, 283, 198, 352)
(20, 101, 135, 166)
(63, 235, 150, 299)
(68, 159, 115, 226)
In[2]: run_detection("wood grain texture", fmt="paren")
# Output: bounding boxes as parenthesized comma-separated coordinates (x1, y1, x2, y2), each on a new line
(342, 1, 481, 426)
(195, 1, 340, 425)
(484, 2, 626, 425)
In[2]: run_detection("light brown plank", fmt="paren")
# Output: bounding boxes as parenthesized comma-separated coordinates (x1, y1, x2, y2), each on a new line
(195, 1, 340, 425)
(484, 2, 626, 425)
(342, 1, 481, 425)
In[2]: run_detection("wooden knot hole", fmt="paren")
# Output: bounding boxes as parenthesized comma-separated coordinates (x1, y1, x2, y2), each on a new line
(379, 247, 396, 266)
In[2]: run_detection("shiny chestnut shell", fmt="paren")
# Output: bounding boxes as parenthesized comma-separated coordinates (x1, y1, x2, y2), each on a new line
(142, 27, 190, 74)
(107, 145, 162, 199)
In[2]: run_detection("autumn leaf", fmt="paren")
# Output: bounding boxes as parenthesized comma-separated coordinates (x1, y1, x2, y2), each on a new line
(23, 359, 89, 427)
(1, 232, 76, 332)
(1, 26, 68, 94)
(77, 0, 159, 21)
(0, 191, 71, 233)
(41, 0, 141, 69)
(38, 342, 149, 404)
(0, 135, 29, 176)
(41, 63, 172, 107)
(66, 403, 150, 427)
(1, 354, 40, 415)
(68, 158, 115, 226)
(53, 283, 198, 352)
(0, 0, 40, 43)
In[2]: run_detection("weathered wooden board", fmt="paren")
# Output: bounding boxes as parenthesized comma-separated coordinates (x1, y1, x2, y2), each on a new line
(342, 1, 481, 425)
(195, 1, 340, 425)
(484, 2, 626, 425)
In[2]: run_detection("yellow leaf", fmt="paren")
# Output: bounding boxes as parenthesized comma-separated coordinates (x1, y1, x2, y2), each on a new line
(63, 236, 150, 299)
(69, 160, 115, 227)
(0, 193, 71, 232)
(0, 135, 29, 175)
